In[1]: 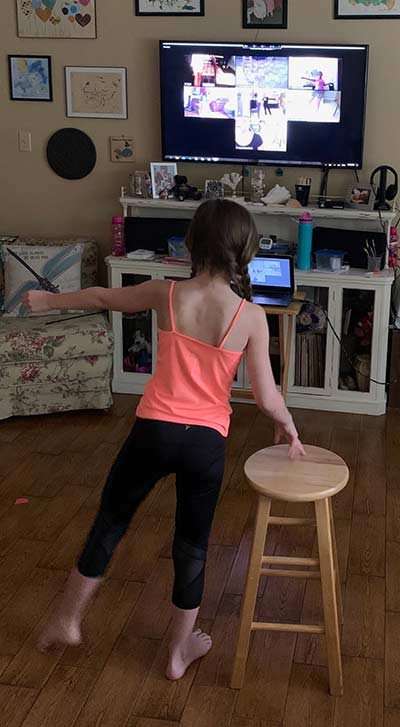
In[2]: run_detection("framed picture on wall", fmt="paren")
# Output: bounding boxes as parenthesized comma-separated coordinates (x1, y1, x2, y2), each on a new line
(110, 136, 135, 162)
(65, 67, 128, 119)
(16, 0, 97, 39)
(135, 0, 204, 15)
(8, 55, 52, 102)
(243, 0, 288, 28)
(334, 0, 400, 19)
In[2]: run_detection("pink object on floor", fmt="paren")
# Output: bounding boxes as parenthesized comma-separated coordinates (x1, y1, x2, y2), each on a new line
(15, 498, 29, 505)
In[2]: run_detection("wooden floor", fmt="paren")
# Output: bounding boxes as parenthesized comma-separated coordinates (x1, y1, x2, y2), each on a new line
(0, 396, 399, 727)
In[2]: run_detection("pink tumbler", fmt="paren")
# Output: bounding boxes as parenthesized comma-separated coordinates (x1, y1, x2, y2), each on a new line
(112, 216, 125, 257)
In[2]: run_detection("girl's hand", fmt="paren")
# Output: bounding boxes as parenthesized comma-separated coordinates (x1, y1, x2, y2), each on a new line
(22, 291, 52, 314)
(274, 418, 306, 459)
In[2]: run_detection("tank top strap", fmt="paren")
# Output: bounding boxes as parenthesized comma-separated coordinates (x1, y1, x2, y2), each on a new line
(169, 280, 176, 332)
(219, 298, 246, 349)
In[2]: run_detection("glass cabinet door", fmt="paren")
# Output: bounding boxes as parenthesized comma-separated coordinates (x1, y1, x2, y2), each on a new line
(290, 285, 332, 394)
(338, 288, 375, 394)
(121, 273, 153, 376)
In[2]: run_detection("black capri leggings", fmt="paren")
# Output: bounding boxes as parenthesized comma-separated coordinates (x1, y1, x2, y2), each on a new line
(78, 418, 226, 610)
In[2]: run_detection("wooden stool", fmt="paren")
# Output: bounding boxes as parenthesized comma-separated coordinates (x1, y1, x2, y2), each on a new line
(231, 444, 349, 696)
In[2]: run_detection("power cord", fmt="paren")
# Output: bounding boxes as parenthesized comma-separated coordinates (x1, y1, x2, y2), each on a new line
(303, 299, 397, 387)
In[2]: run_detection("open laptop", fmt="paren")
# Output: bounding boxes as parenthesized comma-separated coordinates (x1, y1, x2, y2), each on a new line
(249, 255, 295, 307)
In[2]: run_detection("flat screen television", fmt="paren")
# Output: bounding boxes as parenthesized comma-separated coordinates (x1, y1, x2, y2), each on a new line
(160, 41, 369, 169)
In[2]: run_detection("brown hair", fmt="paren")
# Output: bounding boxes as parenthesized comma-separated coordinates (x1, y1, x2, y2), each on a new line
(185, 199, 259, 301)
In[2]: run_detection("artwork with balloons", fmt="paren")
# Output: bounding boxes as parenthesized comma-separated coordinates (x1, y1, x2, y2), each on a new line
(243, 0, 288, 28)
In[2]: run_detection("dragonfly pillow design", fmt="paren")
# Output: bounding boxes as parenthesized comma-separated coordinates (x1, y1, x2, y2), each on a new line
(1, 243, 84, 316)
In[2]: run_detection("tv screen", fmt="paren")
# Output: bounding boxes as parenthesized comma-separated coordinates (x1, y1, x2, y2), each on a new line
(160, 41, 369, 169)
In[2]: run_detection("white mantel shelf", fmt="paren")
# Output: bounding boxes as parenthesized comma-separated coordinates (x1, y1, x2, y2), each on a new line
(120, 196, 395, 224)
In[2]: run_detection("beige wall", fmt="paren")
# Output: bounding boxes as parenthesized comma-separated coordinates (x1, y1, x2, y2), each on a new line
(1, 0, 398, 265)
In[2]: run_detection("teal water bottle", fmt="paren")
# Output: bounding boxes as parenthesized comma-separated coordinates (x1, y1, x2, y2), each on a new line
(297, 211, 313, 270)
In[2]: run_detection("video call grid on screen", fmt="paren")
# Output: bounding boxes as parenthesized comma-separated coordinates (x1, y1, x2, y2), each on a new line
(249, 258, 292, 289)
(160, 42, 368, 168)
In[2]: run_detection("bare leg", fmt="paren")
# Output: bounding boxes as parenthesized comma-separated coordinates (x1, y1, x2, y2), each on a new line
(166, 605, 212, 680)
(38, 568, 102, 651)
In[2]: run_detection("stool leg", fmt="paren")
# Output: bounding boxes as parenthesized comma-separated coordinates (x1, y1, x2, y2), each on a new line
(231, 496, 271, 690)
(315, 498, 343, 697)
(329, 499, 344, 625)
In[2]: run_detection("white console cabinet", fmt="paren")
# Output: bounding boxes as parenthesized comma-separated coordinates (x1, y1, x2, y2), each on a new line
(107, 197, 394, 415)
(106, 256, 393, 416)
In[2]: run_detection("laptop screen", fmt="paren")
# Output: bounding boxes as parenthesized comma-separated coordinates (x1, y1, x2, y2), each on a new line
(249, 257, 292, 290)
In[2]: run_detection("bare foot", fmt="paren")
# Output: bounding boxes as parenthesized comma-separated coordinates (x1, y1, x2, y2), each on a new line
(37, 617, 82, 652)
(166, 629, 212, 680)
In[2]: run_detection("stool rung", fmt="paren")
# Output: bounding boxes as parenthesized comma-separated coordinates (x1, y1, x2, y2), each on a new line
(251, 622, 325, 635)
(262, 556, 320, 568)
(260, 568, 321, 579)
(269, 517, 315, 527)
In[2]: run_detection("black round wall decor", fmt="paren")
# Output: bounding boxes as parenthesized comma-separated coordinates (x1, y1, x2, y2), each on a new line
(46, 128, 97, 180)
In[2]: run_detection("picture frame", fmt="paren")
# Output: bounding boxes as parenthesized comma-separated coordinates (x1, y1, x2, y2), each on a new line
(345, 183, 375, 211)
(205, 180, 224, 199)
(243, 0, 288, 29)
(8, 55, 52, 102)
(150, 162, 177, 199)
(16, 0, 97, 39)
(334, 0, 400, 19)
(65, 67, 128, 119)
(110, 136, 135, 162)
(135, 0, 204, 15)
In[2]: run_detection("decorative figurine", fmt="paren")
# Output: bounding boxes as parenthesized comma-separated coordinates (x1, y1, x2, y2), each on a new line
(169, 175, 202, 202)
(221, 172, 243, 198)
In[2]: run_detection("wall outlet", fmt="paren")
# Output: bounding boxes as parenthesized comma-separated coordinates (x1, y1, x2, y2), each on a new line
(18, 130, 32, 153)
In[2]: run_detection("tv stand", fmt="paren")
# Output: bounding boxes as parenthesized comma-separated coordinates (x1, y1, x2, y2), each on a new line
(108, 196, 394, 416)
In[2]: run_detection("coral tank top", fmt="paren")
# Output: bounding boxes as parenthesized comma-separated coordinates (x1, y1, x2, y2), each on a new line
(136, 281, 245, 437)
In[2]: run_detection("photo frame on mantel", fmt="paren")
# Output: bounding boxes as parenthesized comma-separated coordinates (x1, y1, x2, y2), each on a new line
(243, 0, 288, 29)
(135, 0, 205, 16)
(334, 0, 400, 19)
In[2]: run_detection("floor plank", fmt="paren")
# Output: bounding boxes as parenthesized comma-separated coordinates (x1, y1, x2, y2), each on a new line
(195, 594, 241, 688)
(0, 684, 38, 727)
(387, 491, 400, 542)
(125, 558, 174, 640)
(180, 685, 237, 727)
(0, 540, 49, 612)
(72, 636, 158, 727)
(283, 664, 335, 726)
(234, 632, 296, 723)
(385, 612, 400, 709)
(61, 579, 142, 670)
(385, 709, 400, 726)
(342, 575, 385, 659)
(19, 666, 98, 727)
(132, 622, 208, 722)
(333, 657, 384, 726)
(348, 513, 386, 577)
(386, 542, 400, 612)
(0, 568, 67, 659)
(353, 429, 386, 516)
(209, 489, 254, 547)
(39, 505, 98, 571)
(330, 428, 358, 521)
(128, 720, 179, 727)
(108, 515, 174, 582)
(199, 545, 236, 620)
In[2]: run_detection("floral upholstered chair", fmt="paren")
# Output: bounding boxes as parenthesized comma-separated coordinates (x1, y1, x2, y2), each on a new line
(0, 237, 113, 420)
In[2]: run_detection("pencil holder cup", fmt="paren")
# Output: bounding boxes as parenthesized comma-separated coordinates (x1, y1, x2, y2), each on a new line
(367, 255, 382, 273)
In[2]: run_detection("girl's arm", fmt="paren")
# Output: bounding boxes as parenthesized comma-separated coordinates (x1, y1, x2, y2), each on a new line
(23, 280, 164, 315)
(246, 304, 305, 458)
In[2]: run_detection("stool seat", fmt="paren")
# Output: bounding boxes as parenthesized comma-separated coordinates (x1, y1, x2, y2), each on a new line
(245, 444, 349, 502)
